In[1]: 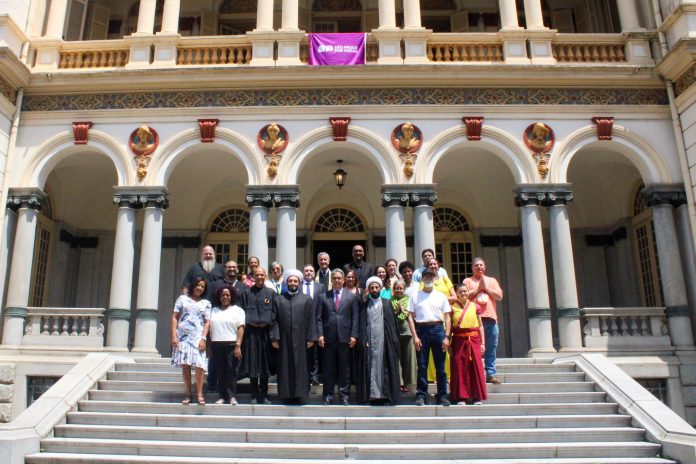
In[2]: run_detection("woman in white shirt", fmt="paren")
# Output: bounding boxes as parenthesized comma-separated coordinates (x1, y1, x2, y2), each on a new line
(209, 285, 245, 405)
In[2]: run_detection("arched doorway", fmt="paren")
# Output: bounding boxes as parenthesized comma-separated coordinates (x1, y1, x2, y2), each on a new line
(206, 207, 250, 267)
(311, 207, 367, 269)
(433, 206, 475, 284)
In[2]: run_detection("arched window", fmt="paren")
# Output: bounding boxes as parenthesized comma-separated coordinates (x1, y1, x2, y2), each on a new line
(314, 208, 364, 232)
(210, 208, 250, 233)
(433, 207, 473, 283)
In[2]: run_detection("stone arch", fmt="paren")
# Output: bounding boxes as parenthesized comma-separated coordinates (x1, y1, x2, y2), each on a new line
(151, 127, 262, 186)
(280, 125, 399, 185)
(418, 125, 535, 184)
(23, 130, 132, 188)
(550, 125, 673, 184)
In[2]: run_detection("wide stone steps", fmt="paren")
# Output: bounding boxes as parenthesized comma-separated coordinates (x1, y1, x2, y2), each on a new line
(24, 357, 676, 463)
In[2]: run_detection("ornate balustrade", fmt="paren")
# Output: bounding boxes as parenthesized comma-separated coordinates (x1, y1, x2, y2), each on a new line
(552, 34, 627, 63)
(580, 307, 672, 353)
(299, 34, 378, 64)
(427, 33, 503, 63)
(176, 36, 252, 65)
(57, 40, 130, 69)
(23, 307, 105, 347)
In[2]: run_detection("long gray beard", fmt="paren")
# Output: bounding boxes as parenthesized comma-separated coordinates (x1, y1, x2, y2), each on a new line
(201, 259, 215, 273)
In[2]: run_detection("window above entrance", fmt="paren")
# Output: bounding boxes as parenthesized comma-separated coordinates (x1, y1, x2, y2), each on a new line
(315, 208, 364, 233)
(210, 208, 250, 233)
(433, 207, 470, 232)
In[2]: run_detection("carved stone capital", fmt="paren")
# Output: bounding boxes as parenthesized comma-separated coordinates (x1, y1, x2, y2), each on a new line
(135, 188, 169, 209)
(381, 190, 410, 208)
(410, 190, 437, 207)
(198, 119, 219, 143)
(515, 191, 546, 207)
(7, 188, 47, 211)
(546, 190, 573, 206)
(247, 186, 300, 208)
(642, 185, 687, 208)
(246, 191, 274, 208)
(463, 116, 483, 141)
(113, 188, 144, 208)
(329, 117, 351, 141)
(72, 121, 93, 145)
(273, 190, 301, 208)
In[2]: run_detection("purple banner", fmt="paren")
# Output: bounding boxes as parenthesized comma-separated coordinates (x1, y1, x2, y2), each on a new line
(308, 33, 366, 66)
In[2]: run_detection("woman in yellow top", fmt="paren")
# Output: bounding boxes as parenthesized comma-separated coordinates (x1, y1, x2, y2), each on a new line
(422, 258, 455, 381)
(448, 284, 487, 405)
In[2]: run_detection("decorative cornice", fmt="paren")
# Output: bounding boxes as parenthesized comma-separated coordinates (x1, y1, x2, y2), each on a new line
(21, 88, 669, 112)
(0, 75, 17, 104)
(642, 185, 687, 208)
(7, 188, 47, 211)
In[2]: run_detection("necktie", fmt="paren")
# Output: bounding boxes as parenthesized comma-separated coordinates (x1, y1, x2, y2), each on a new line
(305, 282, 311, 296)
(334, 291, 341, 312)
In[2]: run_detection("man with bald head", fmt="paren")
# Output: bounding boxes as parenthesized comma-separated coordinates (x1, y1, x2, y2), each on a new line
(181, 245, 225, 300)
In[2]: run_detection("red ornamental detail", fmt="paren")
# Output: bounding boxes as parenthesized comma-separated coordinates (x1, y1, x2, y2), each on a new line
(592, 117, 614, 140)
(72, 121, 93, 145)
(330, 117, 351, 141)
(199, 119, 219, 143)
(463, 116, 483, 141)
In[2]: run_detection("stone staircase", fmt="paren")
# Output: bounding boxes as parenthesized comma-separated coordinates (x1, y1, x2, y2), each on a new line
(25, 357, 676, 463)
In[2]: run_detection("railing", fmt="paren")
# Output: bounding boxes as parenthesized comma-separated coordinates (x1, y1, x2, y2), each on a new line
(176, 36, 252, 65)
(552, 33, 627, 63)
(57, 40, 130, 69)
(580, 307, 671, 351)
(23, 307, 105, 347)
(299, 34, 378, 64)
(427, 33, 503, 63)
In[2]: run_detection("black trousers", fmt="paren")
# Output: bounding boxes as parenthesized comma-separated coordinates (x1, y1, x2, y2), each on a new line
(250, 377, 269, 401)
(212, 342, 238, 401)
(307, 344, 321, 383)
(322, 342, 350, 401)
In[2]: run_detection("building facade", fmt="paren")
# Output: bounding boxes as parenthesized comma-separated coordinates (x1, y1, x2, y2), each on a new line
(0, 0, 696, 424)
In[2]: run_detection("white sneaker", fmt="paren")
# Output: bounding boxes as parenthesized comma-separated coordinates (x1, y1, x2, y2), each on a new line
(473, 401, 483, 405)
(229, 397, 238, 406)
(456, 401, 467, 405)
(214, 399, 225, 405)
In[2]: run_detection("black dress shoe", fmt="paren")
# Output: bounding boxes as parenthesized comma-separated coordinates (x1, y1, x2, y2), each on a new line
(323, 397, 332, 405)
(341, 398, 350, 406)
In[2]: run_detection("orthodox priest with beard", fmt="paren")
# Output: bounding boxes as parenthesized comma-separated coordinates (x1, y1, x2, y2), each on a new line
(273, 270, 318, 404)
(181, 245, 225, 300)
(356, 276, 401, 405)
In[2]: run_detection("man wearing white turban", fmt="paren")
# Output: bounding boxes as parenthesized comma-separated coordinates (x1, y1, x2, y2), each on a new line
(273, 269, 317, 403)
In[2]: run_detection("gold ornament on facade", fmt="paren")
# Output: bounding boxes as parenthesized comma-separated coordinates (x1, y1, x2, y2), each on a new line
(258, 123, 288, 179)
(129, 125, 159, 181)
(267, 156, 280, 178)
(523, 122, 554, 179)
(392, 122, 422, 178)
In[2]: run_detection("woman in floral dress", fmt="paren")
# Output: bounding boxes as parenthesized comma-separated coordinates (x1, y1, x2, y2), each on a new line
(171, 276, 211, 405)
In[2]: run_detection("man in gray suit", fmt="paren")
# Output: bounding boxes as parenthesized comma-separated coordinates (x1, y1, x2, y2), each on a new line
(317, 268, 359, 405)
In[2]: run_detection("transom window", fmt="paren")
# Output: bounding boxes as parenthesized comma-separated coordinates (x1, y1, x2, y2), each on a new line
(315, 208, 364, 233)
(210, 209, 250, 233)
(434, 207, 470, 232)
(434, 207, 473, 283)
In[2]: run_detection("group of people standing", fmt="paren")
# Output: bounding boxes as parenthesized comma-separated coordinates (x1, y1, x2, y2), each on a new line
(170, 244, 503, 407)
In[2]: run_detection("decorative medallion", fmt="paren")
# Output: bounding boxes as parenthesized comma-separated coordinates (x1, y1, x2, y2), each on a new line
(523, 123, 554, 179)
(330, 117, 351, 141)
(258, 123, 288, 155)
(392, 122, 422, 179)
(129, 125, 159, 181)
(198, 118, 219, 143)
(462, 116, 483, 141)
(591, 116, 614, 140)
(72, 121, 93, 145)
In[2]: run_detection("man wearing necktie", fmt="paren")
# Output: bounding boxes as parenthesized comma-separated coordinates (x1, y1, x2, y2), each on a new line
(302, 264, 324, 385)
(315, 252, 332, 291)
(317, 269, 359, 405)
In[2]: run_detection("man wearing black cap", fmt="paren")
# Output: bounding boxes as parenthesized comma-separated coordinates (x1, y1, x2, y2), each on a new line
(407, 267, 452, 406)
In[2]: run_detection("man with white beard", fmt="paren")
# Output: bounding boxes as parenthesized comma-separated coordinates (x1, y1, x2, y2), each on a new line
(181, 245, 225, 301)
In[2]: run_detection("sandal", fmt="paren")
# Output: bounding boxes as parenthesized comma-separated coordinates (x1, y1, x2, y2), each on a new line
(181, 397, 191, 405)
(197, 396, 206, 406)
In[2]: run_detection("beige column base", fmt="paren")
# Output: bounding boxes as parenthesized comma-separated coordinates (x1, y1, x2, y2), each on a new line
(371, 29, 403, 65)
(402, 29, 432, 65)
(152, 33, 181, 68)
(246, 31, 276, 67)
(124, 34, 154, 69)
(527, 29, 557, 65)
(276, 31, 306, 66)
(498, 30, 530, 65)
(31, 37, 62, 71)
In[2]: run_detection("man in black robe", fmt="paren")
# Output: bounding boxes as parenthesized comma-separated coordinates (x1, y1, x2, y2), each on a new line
(181, 245, 225, 300)
(239, 267, 278, 404)
(356, 276, 401, 405)
(273, 270, 317, 404)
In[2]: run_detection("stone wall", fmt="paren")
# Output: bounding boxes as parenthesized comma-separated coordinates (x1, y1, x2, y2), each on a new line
(0, 363, 15, 422)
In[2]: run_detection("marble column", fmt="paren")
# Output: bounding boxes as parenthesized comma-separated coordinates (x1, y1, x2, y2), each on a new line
(132, 189, 168, 353)
(499, 0, 520, 29)
(378, 0, 397, 29)
(281, 0, 299, 30)
(403, 0, 422, 29)
(274, 188, 300, 271)
(675, 203, 696, 340)
(160, 0, 181, 34)
(44, 0, 68, 38)
(0, 205, 18, 329)
(2, 189, 46, 346)
(135, 0, 157, 34)
(523, 0, 545, 29)
(382, 188, 409, 264)
(643, 187, 695, 349)
(411, 189, 437, 266)
(105, 191, 140, 351)
(616, 0, 641, 32)
(246, 190, 273, 271)
(516, 190, 555, 354)
(546, 190, 583, 351)
(256, 0, 275, 31)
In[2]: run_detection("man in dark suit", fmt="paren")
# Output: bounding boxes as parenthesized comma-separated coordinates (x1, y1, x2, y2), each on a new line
(302, 264, 324, 385)
(317, 269, 359, 405)
(343, 244, 374, 288)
